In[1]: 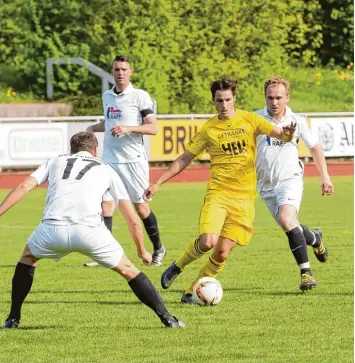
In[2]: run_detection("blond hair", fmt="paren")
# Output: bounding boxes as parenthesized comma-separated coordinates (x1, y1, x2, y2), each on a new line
(264, 77, 290, 96)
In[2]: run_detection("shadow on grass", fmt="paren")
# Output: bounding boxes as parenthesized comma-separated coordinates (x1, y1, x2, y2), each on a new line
(266, 291, 354, 296)
(19, 325, 65, 330)
(31, 290, 131, 294)
(263, 291, 308, 296)
(0, 265, 16, 268)
(165, 288, 354, 297)
(165, 287, 264, 294)
(25, 300, 142, 305)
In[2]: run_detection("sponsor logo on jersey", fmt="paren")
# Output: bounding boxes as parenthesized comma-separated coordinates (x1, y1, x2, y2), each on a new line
(272, 140, 286, 146)
(218, 129, 246, 140)
(220, 139, 246, 156)
(266, 136, 286, 146)
(107, 106, 122, 120)
(218, 130, 247, 156)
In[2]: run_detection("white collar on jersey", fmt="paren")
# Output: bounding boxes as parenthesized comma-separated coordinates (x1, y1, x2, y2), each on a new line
(72, 151, 94, 157)
(262, 105, 293, 121)
(108, 82, 133, 96)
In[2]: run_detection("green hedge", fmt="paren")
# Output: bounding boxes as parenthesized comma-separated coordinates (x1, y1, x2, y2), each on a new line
(0, 0, 353, 113)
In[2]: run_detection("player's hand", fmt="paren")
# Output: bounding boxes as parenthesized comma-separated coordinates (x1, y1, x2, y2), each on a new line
(321, 179, 334, 196)
(138, 250, 152, 266)
(282, 122, 297, 137)
(111, 125, 131, 137)
(143, 183, 159, 202)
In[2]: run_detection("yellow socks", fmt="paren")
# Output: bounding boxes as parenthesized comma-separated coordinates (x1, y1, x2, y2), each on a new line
(186, 256, 226, 294)
(175, 238, 205, 270)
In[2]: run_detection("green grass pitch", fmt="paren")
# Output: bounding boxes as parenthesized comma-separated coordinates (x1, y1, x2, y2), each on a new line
(0, 176, 353, 363)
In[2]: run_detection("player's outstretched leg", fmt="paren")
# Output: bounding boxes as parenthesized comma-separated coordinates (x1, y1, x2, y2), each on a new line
(181, 236, 230, 305)
(114, 255, 184, 328)
(161, 236, 207, 289)
(301, 224, 328, 263)
(129, 272, 184, 327)
(3, 261, 36, 329)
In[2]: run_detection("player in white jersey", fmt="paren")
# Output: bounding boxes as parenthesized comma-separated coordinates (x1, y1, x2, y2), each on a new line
(86, 56, 166, 267)
(1, 132, 184, 329)
(255, 77, 334, 291)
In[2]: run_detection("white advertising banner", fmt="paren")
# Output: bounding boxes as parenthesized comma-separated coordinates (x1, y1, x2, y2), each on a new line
(310, 117, 354, 157)
(0, 117, 353, 168)
(0, 123, 68, 167)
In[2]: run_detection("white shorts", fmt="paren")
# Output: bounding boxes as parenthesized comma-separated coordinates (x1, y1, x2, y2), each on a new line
(103, 162, 149, 204)
(259, 178, 304, 219)
(27, 221, 124, 269)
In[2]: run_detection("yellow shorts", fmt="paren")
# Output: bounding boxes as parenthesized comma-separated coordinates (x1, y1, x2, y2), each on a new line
(199, 193, 255, 246)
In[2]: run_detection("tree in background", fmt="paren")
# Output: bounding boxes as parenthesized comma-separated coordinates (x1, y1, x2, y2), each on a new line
(0, 0, 353, 113)
(0, 0, 93, 93)
(318, 0, 354, 66)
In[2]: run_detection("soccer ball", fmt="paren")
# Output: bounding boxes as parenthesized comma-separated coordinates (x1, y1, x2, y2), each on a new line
(192, 277, 223, 306)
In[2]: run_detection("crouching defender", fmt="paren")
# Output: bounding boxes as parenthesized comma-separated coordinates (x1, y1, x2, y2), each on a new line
(1, 132, 184, 329)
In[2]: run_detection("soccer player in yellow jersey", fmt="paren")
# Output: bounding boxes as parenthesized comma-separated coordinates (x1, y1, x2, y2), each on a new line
(143, 78, 296, 304)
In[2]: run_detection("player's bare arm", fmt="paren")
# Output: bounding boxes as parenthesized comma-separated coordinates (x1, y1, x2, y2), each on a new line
(143, 150, 196, 201)
(111, 115, 157, 137)
(118, 199, 152, 265)
(270, 122, 297, 142)
(0, 176, 38, 216)
(87, 120, 105, 133)
(309, 144, 334, 196)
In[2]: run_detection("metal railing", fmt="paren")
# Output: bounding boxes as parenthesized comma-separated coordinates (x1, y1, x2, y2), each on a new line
(46, 57, 115, 100)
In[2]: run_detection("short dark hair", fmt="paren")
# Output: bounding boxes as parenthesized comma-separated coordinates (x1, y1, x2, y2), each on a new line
(70, 132, 98, 154)
(112, 55, 130, 67)
(210, 78, 238, 99)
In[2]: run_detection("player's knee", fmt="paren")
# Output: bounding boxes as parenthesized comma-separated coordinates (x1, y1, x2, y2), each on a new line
(212, 248, 229, 262)
(199, 234, 218, 251)
(278, 213, 298, 231)
(113, 255, 140, 280)
(102, 201, 116, 216)
(20, 245, 38, 266)
(212, 237, 236, 262)
(134, 203, 150, 219)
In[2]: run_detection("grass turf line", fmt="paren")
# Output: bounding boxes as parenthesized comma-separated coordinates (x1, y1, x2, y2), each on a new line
(0, 176, 353, 363)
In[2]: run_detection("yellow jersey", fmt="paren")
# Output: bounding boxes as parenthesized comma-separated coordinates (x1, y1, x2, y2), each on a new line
(186, 109, 275, 198)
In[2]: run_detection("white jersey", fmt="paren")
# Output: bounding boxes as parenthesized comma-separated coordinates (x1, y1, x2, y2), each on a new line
(102, 83, 154, 163)
(30, 151, 130, 226)
(255, 106, 317, 192)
